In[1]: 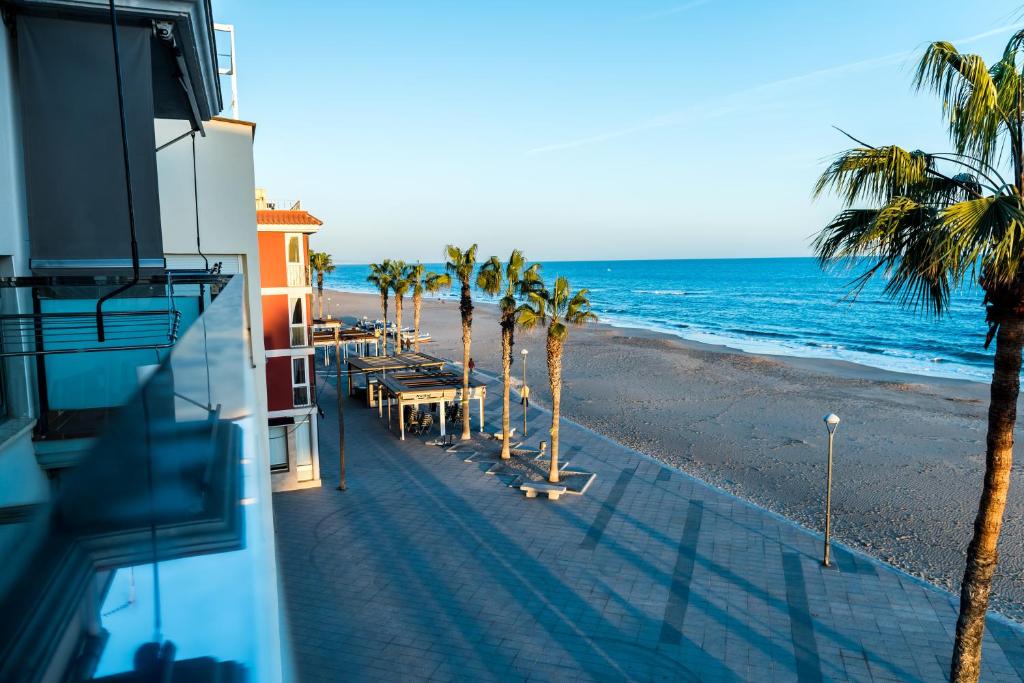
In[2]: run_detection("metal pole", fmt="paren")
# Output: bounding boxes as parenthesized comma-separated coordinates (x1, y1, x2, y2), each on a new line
(335, 328, 347, 491)
(824, 431, 834, 567)
(522, 353, 528, 438)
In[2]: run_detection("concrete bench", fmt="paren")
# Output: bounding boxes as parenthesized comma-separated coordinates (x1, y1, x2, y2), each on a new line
(520, 481, 567, 500)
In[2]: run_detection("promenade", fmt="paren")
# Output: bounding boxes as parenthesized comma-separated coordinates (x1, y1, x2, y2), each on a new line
(273, 361, 1024, 682)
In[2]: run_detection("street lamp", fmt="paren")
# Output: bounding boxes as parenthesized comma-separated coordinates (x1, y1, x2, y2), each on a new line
(822, 413, 840, 567)
(521, 348, 529, 438)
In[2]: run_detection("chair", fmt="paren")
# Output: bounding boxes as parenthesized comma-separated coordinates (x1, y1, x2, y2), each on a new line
(414, 412, 434, 436)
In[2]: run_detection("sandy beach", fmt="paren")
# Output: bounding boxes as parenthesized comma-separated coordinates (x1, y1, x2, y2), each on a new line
(322, 289, 1024, 621)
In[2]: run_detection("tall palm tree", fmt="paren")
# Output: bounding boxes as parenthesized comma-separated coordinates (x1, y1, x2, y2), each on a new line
(813, 32, 1024, 682)
(406, 263, 451, 352)
(309, 250, 336, 320)
(445, 244, 478, 440)
(477, 251, 542, 459)
(389, 260, 409, 354)
(519, 276, 596, 482)
(366, 260, 393, 355)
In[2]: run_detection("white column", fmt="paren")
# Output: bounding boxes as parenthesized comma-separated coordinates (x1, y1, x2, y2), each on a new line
(440, 400, 447, 437)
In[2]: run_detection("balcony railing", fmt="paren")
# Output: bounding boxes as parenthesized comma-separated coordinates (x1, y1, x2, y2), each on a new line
(0, 274, 285, 681)
(286, 263, 307, 288)
(0, 272, 229, 444)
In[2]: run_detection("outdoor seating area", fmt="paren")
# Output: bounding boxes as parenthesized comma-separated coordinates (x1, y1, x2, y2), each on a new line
(372, 369, 487, 440)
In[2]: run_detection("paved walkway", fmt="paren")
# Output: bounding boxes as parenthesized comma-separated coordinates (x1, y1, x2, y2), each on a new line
(273, 363, 1024, 682)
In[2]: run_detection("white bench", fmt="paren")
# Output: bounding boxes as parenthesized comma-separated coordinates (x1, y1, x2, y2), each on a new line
(520, 481, 567, 500)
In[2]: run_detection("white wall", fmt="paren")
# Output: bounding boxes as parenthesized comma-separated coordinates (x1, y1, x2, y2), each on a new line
(154, 117, 285, 680)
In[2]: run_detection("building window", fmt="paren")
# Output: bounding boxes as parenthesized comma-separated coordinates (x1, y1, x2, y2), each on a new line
(286, 233, 305, 286)
(292, 357, 310, 407)
(294, 419, 313, 482)
(289, 297, 306, 347)
(269, 425, 289, 471)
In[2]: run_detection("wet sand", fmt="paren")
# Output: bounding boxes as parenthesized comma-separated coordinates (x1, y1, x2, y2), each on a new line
(323, 289, 1024, 621)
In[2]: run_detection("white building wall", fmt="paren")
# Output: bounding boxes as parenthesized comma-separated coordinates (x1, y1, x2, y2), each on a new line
(154, 117, 286, 681)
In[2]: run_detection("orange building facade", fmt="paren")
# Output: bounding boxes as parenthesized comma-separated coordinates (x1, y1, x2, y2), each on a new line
(257, 207, 323, 491)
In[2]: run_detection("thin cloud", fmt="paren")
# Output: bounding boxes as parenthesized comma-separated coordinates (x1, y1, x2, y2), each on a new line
(526, 22, 1023, 156)
(641, 0, 713, 20)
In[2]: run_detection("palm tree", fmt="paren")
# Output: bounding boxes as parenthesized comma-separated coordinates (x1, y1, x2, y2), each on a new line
(406, 263, 451, 352)
(477, 251, 542, 459)
(813, 32, 1024, 682)
(366, 260, 393, 354)
(445, 244, 478, 440)
(389, 260, 409, 354)
(519, 276, 596, 482)
(309, 251, 336, 320)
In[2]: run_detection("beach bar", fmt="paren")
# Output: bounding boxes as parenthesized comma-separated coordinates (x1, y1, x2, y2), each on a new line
(376, 370, 487, 440)
(346, 352, 448, 403)
(312, 321, 380, 362)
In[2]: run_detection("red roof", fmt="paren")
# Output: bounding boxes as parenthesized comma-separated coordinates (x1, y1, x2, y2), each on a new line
(256, 209, 323, 226)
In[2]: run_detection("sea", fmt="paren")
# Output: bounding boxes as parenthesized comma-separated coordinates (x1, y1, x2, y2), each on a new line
(323, 257, 994, 382)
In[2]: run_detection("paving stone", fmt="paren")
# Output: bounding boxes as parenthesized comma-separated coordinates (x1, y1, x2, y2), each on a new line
(274, 361, 1024, 681)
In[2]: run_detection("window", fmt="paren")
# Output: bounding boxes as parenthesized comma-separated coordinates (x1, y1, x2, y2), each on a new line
(269, 425, 289, 471)
(292, 357, 310, 407)
(294, 420, 313, 482)
(286, 233, 305, 286)
(289, 297, 306, 347)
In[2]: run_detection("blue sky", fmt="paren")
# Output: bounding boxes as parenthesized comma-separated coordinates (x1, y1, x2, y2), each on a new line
(214, 1, 1023, 263)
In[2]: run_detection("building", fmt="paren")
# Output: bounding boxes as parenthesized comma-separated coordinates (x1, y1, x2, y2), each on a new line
(0, 2, 289, 680)
(256, 191, 324, 491)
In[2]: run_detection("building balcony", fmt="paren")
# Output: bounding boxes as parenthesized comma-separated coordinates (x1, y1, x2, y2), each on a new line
(0, 274, 285, 681)
(0, 272, 231, 467)
(285, 263, 308, 288)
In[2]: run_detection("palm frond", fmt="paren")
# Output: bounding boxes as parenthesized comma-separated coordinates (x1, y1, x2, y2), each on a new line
(914, 41, 1004, 162)
(814, 146, 931, 204)
(943, 195, 1024, 288)
(476, 256, 503, 296)
(424, 271, 451, 293)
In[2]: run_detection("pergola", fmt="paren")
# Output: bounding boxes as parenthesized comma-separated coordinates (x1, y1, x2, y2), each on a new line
(345, 352, 448, 403)
(376, 370, 487, 440)
(312, 322, 379, 362)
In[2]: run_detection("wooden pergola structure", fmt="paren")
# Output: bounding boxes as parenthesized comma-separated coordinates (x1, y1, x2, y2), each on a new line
(376, 370, 487, 440)
(346, 352, 448, 403)
(312, 322, 379, 363)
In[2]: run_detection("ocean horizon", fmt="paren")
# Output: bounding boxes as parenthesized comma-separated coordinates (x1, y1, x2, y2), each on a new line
(324, 257, 994, 382)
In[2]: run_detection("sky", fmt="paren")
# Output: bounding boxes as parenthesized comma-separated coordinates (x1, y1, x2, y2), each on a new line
(213, 0, 1023, 263)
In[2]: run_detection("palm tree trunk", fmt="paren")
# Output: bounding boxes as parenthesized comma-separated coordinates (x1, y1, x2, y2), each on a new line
(317, 272, 324, 320)
(547, 333, 562, 484)
(500, 321, 513, 459)
(395, 296, 403, 354)
(460, 282, 473, 441)
(951, 316, 1024, 682)
(413, 292, 422, 352)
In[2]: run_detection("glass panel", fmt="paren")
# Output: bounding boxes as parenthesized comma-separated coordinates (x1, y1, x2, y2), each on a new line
(292, 357, 306, 385)
(293, 386, 309, 407)
(294, 420, 313, 482)
(290, 298, 302, 325)
(0, 275, 285, 680)
(287, 236, 300, 263)
(269, 425, 288, 470)
(290, 327, 306, 348)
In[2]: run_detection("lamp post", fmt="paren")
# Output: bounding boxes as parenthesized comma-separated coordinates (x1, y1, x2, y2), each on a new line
(822, 413, 840, 567)
(336, 327, 347, 491)
(521, 348, 529, 438)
